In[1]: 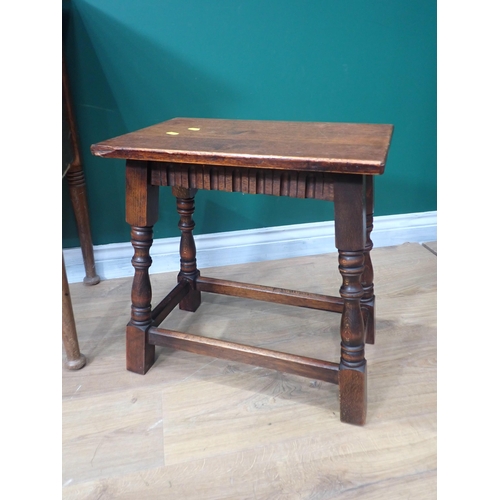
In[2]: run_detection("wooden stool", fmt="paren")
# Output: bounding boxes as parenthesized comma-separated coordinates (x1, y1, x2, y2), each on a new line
(91, 118, 393, 425)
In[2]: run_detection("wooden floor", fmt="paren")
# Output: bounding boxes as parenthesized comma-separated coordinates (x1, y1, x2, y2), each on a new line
(62, 242, 437, 499)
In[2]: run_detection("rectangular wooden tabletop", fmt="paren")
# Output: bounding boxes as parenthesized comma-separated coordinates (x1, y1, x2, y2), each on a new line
(91, 118, 393, 175)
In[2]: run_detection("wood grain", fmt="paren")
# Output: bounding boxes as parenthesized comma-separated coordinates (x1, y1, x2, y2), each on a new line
(148, 327, 339, 383)
(62, 242, 436, 499)
(196, 275, 344, 312)
(91, 118, 393, 175)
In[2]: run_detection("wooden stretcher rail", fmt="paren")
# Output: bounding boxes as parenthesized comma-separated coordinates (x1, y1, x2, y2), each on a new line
(148, 327, 340, 384)
(151, 280, 191, 326)
(196, 276, 344, 313)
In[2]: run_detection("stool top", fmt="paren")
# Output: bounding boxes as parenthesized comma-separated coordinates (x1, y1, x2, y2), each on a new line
(91, 118, 393, 175)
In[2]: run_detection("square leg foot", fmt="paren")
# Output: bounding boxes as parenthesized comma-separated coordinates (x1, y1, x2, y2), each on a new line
(179, 290, 201, 312)
(339, 364, 367, 426)
(126, 324, 155, 374)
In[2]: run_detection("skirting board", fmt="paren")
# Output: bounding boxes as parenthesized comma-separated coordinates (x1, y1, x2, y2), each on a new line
(64, 211, 436, 284)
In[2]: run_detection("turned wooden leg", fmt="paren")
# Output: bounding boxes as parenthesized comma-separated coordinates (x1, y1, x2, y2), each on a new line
(337, 250, 366, 425)
(362, 176, 375, 345)
(127, 226, 156, 373)
(62, 254, 86, 370)
(66, 166, 101, 285)
(125, 160, 159, 374)
(173, 186, 201, 312)
(334, 174, 367, 425)
(63, 55, 100, 286)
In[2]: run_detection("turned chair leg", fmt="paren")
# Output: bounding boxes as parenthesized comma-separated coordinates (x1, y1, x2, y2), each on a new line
(63, 54, 100, 286)
(62, 254, 86, 370)
(65, 166, 100, 286)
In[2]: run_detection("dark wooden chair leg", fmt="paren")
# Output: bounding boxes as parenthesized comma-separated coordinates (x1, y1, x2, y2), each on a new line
(173, 186, 201, 312)
(125, 161, 159, 374)
(334, 174, 367, 425)
(63, 55, 100, 286)
(65, 166, 101, 286)
(362, 176, 375, 345)
(62, 254, 86, 370)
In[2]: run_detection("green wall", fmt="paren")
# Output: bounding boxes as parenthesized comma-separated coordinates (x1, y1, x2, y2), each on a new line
(63, 0, 436, 248)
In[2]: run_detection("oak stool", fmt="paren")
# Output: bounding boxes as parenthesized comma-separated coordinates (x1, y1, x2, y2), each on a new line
(91, 118, 393, 425)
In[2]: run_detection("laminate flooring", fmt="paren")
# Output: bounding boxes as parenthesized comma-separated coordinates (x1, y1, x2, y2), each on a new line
(62, 242, 437, 499)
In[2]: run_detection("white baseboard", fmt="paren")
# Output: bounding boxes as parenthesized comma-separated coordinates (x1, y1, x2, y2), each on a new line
(64, 211, 437, 284)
